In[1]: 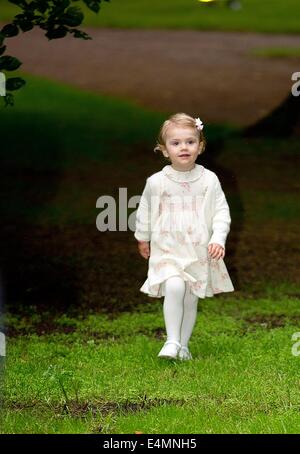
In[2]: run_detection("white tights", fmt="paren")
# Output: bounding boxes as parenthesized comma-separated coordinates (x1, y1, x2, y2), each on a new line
(163, 276, 199, 348)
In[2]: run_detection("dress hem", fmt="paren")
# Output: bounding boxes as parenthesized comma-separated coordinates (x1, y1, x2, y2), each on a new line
(140, 274, 234, 299)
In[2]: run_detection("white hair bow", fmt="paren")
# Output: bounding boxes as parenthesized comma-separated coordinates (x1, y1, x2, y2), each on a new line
(194, 117, 204, 131)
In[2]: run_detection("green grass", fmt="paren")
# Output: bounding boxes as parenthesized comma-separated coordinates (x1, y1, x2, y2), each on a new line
(0, 73, 237, 225)
(0, 74, 299, 227)
(0, 72, 167, 223)
(251, 47, 300, 58)
(2, 290, 300, 433)
(0, 72, 166, 169)
(0, 0, 300, 33)
(0, 74, 299, 433)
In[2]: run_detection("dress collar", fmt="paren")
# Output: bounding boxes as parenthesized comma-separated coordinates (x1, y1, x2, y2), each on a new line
(162, 164, 205, 182)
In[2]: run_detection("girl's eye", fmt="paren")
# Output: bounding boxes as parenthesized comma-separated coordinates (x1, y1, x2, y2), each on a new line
(171, 141, 194, 145)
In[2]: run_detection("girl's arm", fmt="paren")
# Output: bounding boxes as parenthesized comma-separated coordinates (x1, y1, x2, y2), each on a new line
(134, 178, 152, 242)
(207, 175, 231, 250)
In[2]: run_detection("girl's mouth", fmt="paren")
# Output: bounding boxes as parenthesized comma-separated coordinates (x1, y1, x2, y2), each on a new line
(179, 154, 190, 158)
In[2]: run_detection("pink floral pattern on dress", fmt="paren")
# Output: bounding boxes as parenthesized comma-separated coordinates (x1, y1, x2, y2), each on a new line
(140, 166, 234, 299)
(198, 257, 209, 266)
(200, 186, 208, 198)
(154, 259, 178, 272)
(179, 182, 191, 192)
(190, 280, 205, 290)
(209, 258, 221, 270)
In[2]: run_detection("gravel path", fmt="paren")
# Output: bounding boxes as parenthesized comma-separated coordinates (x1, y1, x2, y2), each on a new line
(5, 27, 300, 125)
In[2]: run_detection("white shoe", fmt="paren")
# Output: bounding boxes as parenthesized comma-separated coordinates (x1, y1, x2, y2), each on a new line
(178, 346, 193, 361)
(158, 340, 181, 359)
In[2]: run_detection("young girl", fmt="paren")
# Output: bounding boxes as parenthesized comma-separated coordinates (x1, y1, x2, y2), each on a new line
(134, 113, 234, 361)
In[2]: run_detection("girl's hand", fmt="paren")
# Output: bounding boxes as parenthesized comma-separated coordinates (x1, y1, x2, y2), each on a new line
(138, 241, 150, 260)
(208, 243, 225, 260)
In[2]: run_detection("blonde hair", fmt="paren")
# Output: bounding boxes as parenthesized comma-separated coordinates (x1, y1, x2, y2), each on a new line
(154, 112, 206, 158)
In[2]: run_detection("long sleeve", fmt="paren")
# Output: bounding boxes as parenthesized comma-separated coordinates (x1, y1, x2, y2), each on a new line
(207, 175, 231, 249)
(134, 178, 152, 242)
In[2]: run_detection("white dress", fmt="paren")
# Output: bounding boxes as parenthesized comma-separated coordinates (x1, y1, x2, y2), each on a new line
(135, 164, 235, 299)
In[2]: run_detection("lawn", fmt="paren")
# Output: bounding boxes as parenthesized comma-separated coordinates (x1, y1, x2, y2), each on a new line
(2, 291, 300, 433)
(0, 0, 300, 34)
(0, 74, 299, 433)
(250, 47, 300, 59)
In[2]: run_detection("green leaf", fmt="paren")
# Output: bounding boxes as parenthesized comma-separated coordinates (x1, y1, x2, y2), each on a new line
(70, 29, 91, 40)
(14, 11, 35, 23)
(14, 14, 35, 32)
(45, 26, 68, 40)
(3, 92, 14, 107)
(1, 23, 19, 38)
(0, 56, 22, 71)
(58, 0, 71, 9)
(82, 0, 101, 13)
(5, 77, 26, 91)
(49, 0, 71, 17)
(33, 0, 49, 14)
(60, 6, 83, 27)
(0, 45, 6, 56)
(8, 0, 27, 6)
(18, 21, 34, 32)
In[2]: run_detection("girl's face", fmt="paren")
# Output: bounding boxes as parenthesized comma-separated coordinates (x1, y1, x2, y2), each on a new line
(162, 125, 203, 171)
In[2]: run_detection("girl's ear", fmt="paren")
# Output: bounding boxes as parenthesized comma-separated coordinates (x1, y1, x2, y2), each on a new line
(198, 142, 204, 153)
(161, 146, 169, 158)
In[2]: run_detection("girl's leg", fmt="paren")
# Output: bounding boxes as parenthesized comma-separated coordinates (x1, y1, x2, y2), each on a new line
(162, 275, 186, 343)
(180, 287, 199, 348)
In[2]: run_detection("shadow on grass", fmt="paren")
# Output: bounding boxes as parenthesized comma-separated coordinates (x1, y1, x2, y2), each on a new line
(0, 105, 244, 327)
(198, 126, 244, 291)
(0, 112, 81, 316)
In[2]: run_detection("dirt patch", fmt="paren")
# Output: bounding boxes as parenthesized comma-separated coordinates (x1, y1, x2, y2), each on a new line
(4, 316, 167, 339)
(243, 314, 300, 329)
(6, 395, 186, 428)
(4, 27, 300, 126)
